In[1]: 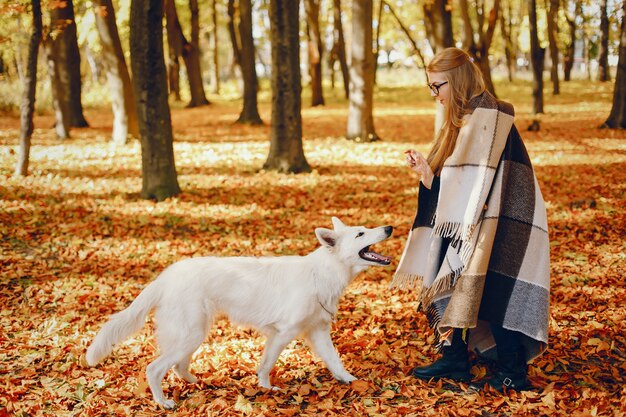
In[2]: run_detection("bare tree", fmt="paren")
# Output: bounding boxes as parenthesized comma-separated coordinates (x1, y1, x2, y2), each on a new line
(500, 0, 517, 82)
(227, 0, 242, 77)
(130, 0, 181, 201)
(305, 0, 325, 106)
(459, 0, 500, 96)
(597, 0, 611, 82)
(211, 0, 220, 94)
(236, 0, 262, 124)
(602, 0, 626, 128)
(264, 0, 311, 173)
(94, 0, 138, 144)
(48, 0, 88, 127)
(528, 0, 545, 114)
(422, 0, 454, 52)
(347, 0, 378, 142)
(329, 0, 349, 98)
(547, 0, 560, 94)
(563, 0, 581, 81)
(164, 0, 209, 107)
(15, 0, 42, 177)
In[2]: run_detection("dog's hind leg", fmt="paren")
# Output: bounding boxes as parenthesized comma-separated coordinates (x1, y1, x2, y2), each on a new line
(147, 306, 209, 409)
(257, 329, 299, 389)
(174, 356, 198, 383)
(305, 325, 356, 384)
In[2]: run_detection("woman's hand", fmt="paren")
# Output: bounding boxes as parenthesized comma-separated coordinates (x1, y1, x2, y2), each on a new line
(405, 150, 434, 189)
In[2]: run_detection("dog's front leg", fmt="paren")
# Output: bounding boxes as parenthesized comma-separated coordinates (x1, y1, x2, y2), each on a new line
(257, 329, 298, 390)
(305, 325, 356, 384)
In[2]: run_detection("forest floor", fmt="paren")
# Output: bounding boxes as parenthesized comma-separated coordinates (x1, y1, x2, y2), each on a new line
(1, 80, 625, 416)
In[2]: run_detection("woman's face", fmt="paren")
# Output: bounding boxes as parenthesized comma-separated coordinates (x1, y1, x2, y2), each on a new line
(427, 72, 450, 106)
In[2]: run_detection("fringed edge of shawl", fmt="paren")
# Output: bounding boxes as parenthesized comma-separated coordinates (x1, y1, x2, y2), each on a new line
(389, 273, 424, 293)
(421, 263, 465, 308)
(432, 221, 476, 245)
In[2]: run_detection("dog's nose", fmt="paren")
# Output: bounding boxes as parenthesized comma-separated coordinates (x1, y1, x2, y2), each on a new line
(384, 226, 393, 236)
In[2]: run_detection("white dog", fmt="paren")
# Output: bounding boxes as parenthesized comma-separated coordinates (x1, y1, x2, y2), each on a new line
(85, 217, 392, 409)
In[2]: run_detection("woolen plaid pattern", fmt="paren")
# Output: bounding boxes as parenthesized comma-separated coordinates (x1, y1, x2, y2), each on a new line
(392, 92, 549, 361)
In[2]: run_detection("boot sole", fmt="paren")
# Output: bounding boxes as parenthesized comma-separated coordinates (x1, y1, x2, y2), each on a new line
(412, 370, 472, 382)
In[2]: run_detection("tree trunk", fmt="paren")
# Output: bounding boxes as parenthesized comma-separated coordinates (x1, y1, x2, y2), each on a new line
(264, 0, 310, 173)
(459, 0, 500, 96)
(130, 0, 181, 201)
(305, 0, 324, 106)
(347, 0, 378, 142)
(597, 0, 611, 82)
(15, 0, 42, 177)
(373, 0, 383, 85)
(94, 0, 138, 144)
(43, 41, 70, 139)
(602, 0, 626, 128)
(500, 0, 516, 82)
(563, 0, 580, 81)
(184, 0, 209, 106)
(547, 0, 559, 94)
(237, 0, 262, 124)
(331, 0, 349, 99)
(211, 0, 220, 94)
(164, 0, 209, 108)
(49, 0, 88, 127)
(422, 0, 454, 53)
(227, 0, 242, 76)
(528, 0, 544, 114)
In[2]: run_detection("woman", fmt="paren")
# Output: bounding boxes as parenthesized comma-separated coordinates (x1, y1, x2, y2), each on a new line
(391, 48, 550, 392)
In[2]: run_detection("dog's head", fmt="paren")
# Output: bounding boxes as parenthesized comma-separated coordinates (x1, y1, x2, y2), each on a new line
(315, 217, 393, 271)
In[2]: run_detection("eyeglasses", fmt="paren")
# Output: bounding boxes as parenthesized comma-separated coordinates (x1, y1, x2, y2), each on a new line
(427, 81, 448, 95)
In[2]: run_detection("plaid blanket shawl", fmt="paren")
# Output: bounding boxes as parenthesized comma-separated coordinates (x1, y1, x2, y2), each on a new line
(391, 92, 550, 361)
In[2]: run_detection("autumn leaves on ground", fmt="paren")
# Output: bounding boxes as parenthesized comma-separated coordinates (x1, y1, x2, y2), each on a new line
(1, 80, 625, 416)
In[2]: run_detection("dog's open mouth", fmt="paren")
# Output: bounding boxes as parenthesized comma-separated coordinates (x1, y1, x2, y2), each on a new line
(359, 246, 392, 265)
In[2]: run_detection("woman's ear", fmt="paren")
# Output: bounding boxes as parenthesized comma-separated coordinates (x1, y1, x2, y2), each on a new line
(315, 228, 337, 248)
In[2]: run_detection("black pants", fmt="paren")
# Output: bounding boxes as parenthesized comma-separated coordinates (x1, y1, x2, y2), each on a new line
(489, 323, 523, 354)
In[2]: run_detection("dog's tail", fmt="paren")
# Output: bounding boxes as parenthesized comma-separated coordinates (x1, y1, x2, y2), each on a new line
(85, 281, 160, 366)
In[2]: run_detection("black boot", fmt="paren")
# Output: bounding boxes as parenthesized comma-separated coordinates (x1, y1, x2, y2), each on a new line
(483, 350, 531, 392)
(411, 329, 471, 382)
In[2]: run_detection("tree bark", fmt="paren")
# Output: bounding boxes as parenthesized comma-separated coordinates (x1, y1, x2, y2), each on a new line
(373, 0, 383, 85)
(459, 0, 500, 96)
(130, 0, 181, 201)
(563, 0, 580, 81)
(94, 0, 138, 144)
(211, 0, 220, 94)
(264, 0, 310, 173)
(602, 0, 626, 128)
(422, 0, 454, 53)
(43, 41, 70, 139)
(185, 0, 209, 106)
(330, 0, 349, 98)
(500, 0, 516, 82)
(164, 0, 209, 108)
(347, 0, 378, 142)
(227, 0, 242, 76)
(547, 0, 560, 94)
(48, 0, 88, 127)
(528, 0, 544, 114)
(305, 0, 325, 106)
(597, 0, 611, 82)
(236, 0, 262, 124)
(15, 0, 42, 177)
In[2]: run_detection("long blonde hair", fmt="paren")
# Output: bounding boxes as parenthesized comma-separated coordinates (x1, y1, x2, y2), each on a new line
(426, 48, 486, 175)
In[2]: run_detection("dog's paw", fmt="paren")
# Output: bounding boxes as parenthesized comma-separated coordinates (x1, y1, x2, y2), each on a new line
(158, 399, 177, 410)
(336, 373, 357, 384)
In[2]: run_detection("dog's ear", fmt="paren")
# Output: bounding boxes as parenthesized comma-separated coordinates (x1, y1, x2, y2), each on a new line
(315, 228, 337, 248)
(331, 217, 346, 231)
